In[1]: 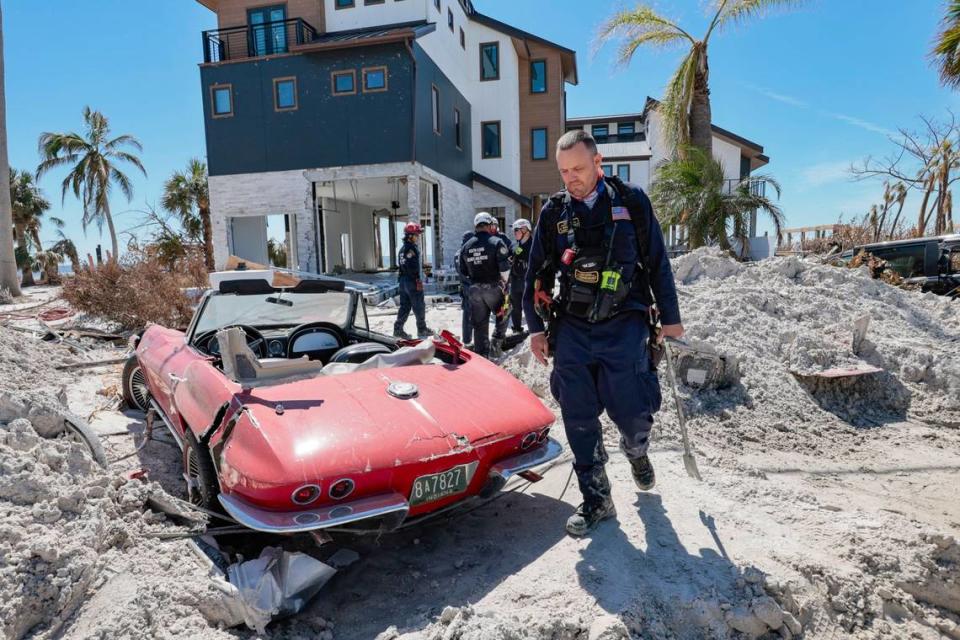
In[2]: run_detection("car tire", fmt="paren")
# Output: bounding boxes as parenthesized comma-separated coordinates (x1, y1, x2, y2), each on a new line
(183, 429, 220, 511)
(121, 355, 150, 413)
(62, 415, 108, 468)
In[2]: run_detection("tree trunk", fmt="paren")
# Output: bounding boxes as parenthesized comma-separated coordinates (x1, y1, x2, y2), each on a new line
(104, 200, 119, 262)
(200, 204, 214, 271)
(14, 224, 33, 287)
(0, 6, 21, 297)
(887, 199, 907, 240)
(689, 47, 713, 156)
(916, 174, 935, 236)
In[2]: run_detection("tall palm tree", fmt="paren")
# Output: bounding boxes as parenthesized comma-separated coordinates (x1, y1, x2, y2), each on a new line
(933, 0, 960, 88)
(36, 106, 146, 262)
(650, 146, 784, 256)
(50, 232, 80, 275)
(162, 158, 213, 270)
(9, 169, 53, 286)
(0, 5, 20, 297)
(596, 0, 802, 155)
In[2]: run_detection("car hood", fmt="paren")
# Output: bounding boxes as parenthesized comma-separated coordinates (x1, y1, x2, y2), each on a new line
(218, 358, 554, 484)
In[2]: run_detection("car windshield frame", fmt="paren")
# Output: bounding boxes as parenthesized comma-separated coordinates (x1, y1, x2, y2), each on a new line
(187, 288, 358, 343)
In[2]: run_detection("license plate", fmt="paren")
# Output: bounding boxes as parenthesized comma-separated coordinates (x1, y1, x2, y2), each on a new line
(409, 462, 477, 507)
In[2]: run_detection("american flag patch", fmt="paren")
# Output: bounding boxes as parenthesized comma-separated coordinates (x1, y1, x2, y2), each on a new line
(612, 206, 631, 221)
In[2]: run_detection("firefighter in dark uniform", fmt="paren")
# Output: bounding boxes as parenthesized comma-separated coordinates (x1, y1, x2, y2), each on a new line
(393, 222, 433, 339)
(508, 218, 533, 334)
(455, 229, 476, 345)
(490, 218, 514, 252)
(459, 212, 511, 358)
(489, 218, 514, 341)
(522, 130, 684, 537)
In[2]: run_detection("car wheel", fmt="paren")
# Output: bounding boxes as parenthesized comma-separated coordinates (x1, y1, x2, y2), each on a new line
(183, 429, 220, 510)
(122, 355, 150, 413)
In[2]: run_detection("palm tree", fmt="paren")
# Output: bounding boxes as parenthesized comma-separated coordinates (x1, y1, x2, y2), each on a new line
(50, 232, 81, 274)
(933, 0, 960, 88)
(0, 5, 20, 297)
(650, 146, 784, 256)
(9, 169, 54, 286)
(162, 158, 213, 270)
(36, 106, 146, 262)
(596, 1, 802, 155)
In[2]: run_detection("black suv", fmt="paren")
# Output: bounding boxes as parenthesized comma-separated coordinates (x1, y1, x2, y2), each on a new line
(840, 234, 960, 296)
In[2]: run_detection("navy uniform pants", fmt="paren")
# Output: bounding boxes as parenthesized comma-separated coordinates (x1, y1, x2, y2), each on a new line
(395, 276, 427, 333)
(549, 311, 662, 504)
(460, 280, 473, 343)
(467, 282, 505, 357)
(508, 281, 525, 333)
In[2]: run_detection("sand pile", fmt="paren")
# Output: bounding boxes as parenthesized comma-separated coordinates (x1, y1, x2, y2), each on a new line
(0, 417, 243, 640)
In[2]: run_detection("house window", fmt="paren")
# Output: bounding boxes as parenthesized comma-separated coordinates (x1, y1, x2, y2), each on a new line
(482, 121, 501, 158)
(248, 5, 287, 56)
(460, 27, 465, 49)
(332, 70, 356, 96)
(531, 128, 547, 160)
(617, 164, 631, 182)
(592, 125, 609, 142)
(364, 0, 385, 4)
(480, 42, 499, 81)
(601, 164, 613, 177)
(211, 84, 233, 118)
(617, 122, 635, 138)
(431, 85, 441, 134)
(273, 77, 297, 111)
(335, 0, 355, 7)
(530, 60, 547, 93)
(448, 8, 454, 31)
(454, 108, 462, 149)
(362, 66, 387, 92)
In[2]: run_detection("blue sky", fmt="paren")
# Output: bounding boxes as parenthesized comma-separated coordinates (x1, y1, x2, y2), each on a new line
(4, 0, 957, 258)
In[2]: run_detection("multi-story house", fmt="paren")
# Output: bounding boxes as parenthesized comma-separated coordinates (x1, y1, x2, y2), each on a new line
(195, 0, 577, 274)
(566, 97, 771, 251)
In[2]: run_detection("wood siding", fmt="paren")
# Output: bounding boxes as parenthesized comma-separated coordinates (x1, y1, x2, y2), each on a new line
(516, 39, 565, 206)
(212, 0, 325, 33)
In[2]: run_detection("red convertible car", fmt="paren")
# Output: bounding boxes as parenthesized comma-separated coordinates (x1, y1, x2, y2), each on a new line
(123, 274, 559, 534)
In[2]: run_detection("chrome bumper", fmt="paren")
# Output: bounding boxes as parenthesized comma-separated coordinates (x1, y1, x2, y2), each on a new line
(218, 492, 409, 534)
(218, 438, 563, 533)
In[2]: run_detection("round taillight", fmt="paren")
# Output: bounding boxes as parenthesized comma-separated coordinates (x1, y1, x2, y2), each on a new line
(521, 432, 538, 450)
(329, 478, 355, 500)
(537, 427, 550, 443)
(291, 484, 321, 505)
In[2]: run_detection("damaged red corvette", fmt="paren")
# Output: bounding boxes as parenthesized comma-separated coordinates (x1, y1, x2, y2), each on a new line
(122, 273, 560, 534)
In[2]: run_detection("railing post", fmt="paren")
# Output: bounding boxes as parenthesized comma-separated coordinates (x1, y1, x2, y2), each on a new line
(202, 31, 210, 64)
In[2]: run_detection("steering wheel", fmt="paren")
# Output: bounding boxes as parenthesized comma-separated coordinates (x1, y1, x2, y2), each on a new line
(286, 321, 347, 361)
(193, 324, 266, 359)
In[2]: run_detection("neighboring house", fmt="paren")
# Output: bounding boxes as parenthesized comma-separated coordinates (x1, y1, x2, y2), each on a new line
(195, 0, 577, 274)
(566, 97, 772, 254)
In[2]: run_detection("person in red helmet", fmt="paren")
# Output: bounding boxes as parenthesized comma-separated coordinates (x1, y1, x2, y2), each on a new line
(394, 222, 432, 339)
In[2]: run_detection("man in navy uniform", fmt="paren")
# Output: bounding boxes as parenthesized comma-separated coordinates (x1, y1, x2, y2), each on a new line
(459, 212, 511, 358)
(522, 130, 683, 536)
(393, 222, 432, 339)
(508, 218, 533, 334)
(455, 228, 476, 346)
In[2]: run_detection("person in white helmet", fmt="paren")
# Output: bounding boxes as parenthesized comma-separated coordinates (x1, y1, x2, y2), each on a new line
(508, 218, 533, 334)
(457, 212, 510, 358)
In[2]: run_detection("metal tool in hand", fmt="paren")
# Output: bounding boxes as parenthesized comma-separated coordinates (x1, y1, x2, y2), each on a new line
(663, 338, 703, 481)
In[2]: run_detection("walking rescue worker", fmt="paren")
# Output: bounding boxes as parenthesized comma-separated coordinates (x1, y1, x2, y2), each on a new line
(455, 229, 476, 346)
(393, 222, 433, 339)
(508, 219, 533, 334)
(459, 212, 511, 358)
(522, 130, 683, 537)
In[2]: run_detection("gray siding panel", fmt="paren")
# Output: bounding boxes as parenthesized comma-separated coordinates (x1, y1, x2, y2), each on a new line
(412, 43, 472, 186)
(201, 44, 414, 177)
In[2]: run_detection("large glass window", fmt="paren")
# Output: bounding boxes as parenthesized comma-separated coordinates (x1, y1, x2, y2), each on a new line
(335, 0, 355, 7)
(448, 8, 454, 31)
(332, 70, 356, 95)
(248, 5, 286, 57)
(454, 108, 462, 149)
(211, 85, 233, 117)
(531, 128, 548, 160)
(616, 164, 630, 181)
(480, 42, 499, 81)
(274, 77, 297, 111)
(592, 125, 609, 142)
(601, 164, 613, 177)
(617, 122, 635, 138)
(530, 60, 547, 93)
(482, 121, 501, 158)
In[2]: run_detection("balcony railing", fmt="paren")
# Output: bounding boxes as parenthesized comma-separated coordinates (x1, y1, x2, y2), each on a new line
(202, 18, 318, 63)
(723, 178, 766, 197)
(593, 133, 646, 145)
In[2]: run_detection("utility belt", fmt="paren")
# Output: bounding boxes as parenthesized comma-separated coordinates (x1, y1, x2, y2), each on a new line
(558, 247, 630, 323)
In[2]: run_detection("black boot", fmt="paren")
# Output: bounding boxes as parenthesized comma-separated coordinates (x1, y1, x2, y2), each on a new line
(629, 454, 656, 491)
(565, 498, 617, 537)
(393, 326, 412, 339)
